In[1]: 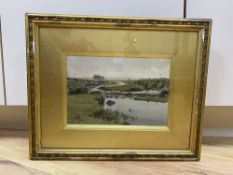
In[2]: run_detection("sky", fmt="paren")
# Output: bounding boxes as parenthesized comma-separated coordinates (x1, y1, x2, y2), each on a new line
(67, 56, 170, 80)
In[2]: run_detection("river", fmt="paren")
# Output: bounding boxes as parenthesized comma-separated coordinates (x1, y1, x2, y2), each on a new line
(104, 97, 167, 126)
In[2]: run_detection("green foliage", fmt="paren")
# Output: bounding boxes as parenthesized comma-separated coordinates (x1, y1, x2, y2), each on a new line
(67, 79, 88, 94)
(134, 95, 168, 103)
(68, 87, 88, 94)
(67, 93, 137, 124)
(93, 109, 137, 125)
(160, 88, 169, 97)
(134, 78, 169, 90)
(100, 84, 144, 92)
(96, 95, 105, 105)
(98, 78, 169, 92)
(106, 100, 116, 106)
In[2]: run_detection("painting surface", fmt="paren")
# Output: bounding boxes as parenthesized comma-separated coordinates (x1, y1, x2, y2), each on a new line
(67, 56, 170, 125)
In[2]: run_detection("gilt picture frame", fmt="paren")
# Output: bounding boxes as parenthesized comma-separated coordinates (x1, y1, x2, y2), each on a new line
(26, 13, 211, 160)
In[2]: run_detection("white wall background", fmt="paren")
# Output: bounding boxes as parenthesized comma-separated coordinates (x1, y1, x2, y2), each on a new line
(187, 0, 233, 106)
(0, 0, 183, 105)
(1, 0, 232, 106)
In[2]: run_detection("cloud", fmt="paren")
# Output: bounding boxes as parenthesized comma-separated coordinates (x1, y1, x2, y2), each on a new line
(67, 56, 170, 80)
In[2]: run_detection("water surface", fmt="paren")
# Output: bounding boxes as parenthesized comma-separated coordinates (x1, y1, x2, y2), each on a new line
(104, 97, 167, 125)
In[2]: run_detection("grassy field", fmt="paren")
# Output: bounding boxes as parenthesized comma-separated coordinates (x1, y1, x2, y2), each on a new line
(67, 93, 107, 124)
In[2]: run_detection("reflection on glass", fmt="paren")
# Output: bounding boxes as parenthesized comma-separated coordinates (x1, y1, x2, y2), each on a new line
(67, 56, 170, 126)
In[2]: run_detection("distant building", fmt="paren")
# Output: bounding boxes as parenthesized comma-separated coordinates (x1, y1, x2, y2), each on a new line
(93, 74, 104, 81)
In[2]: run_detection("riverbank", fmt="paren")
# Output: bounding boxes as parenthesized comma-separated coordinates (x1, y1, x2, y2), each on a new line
(67, 78, 169, 125)
(134, 95, 168, 103)
(67, 94, 136, 124)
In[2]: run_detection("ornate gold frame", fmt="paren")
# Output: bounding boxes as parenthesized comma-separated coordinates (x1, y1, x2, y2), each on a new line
(26, 13, 211, 160)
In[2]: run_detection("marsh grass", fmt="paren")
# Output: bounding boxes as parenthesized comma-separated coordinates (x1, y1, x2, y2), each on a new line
(67, 78, 169, 124)
(67, 94, 136, 124)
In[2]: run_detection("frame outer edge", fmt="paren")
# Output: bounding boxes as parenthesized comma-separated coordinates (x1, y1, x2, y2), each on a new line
(196, 20, 212, 160)
(25, 13, 33, 159)
(26, 13, 212, 160)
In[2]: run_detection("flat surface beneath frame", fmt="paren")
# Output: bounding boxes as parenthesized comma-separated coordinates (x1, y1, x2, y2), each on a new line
(0, 129, 232, 175)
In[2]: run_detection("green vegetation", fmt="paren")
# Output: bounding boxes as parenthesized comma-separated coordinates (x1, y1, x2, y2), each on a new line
(99, 78, 169, 92)
(106, 100, 116, 106)
(67, 79, 88, 94)
(67, 94, 136, 124)
(135, 78, 169, 91)
(93, 109, 137, 125)
(67, 94, 104, 124)
(134, 96, 168, 103)
(100, 84, 144, 92)
(68, 78, 169, 94)
(67, 77, 169, 124)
